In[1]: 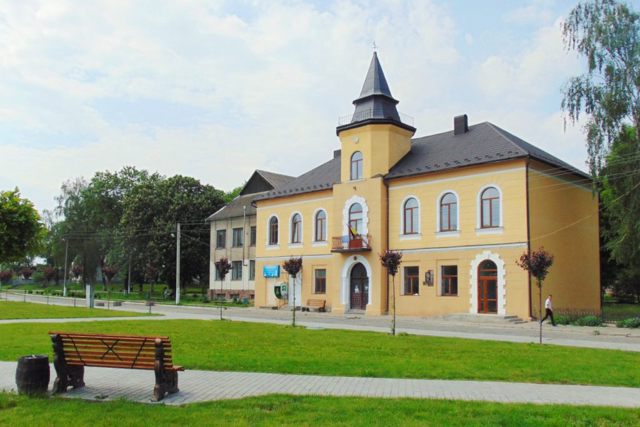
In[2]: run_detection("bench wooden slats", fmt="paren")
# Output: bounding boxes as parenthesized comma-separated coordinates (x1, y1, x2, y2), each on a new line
(49, 331, 183, 401)
(303, 299, 326, 312)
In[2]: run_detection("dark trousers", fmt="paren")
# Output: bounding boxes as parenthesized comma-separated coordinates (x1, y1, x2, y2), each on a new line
(541, 308, 555, 325)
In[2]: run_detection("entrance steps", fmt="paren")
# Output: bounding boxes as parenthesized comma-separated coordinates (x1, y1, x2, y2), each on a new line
(441, 313, 528, 324)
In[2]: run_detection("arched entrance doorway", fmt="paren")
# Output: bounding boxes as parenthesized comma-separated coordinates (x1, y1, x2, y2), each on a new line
(478, 260, 498, 313)
(350, 263, 368, 310)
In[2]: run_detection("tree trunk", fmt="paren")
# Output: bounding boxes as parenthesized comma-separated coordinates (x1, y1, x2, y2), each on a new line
(538, 279, 542, 345)
(391, 275, 396, 336)
(292, 274, 297, 327)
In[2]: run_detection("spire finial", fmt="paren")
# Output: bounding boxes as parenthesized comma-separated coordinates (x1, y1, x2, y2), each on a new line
(372, 40, 377, 52)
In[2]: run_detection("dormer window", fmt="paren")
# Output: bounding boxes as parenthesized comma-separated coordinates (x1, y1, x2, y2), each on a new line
(350, 151, 363, 180)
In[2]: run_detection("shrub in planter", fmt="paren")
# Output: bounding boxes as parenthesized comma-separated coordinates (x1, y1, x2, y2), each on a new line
(572, 315, 603, 327)
(616, 317, 640, 328)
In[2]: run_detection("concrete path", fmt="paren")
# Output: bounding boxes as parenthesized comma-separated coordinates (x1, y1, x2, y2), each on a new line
(3, 291, 640, 352)
(1, 361, 639, 407)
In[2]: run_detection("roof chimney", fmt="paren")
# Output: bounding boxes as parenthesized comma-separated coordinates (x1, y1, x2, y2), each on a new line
(333, 149, 341, 159)
(454, 114, 469, 135)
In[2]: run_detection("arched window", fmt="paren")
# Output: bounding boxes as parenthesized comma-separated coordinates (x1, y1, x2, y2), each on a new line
(440, 192, 457, 232)
(403, 197, 419, 234)
(268, 217, 278, 245)
(480, 187, 500, 228)
(349, 203, 363, 237)
(291, 213, 302, 244)
(350, 151, 363, 180)
(314, 210, 327, 242)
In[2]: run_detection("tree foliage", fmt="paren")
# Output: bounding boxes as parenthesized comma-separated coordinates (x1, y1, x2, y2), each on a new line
(0, 189, 44, 263)
(380, 250, 403, 276)
(282, 257, 303, 278)
(121, 175, 224, 291)
(516, 248, 554, 285)
(600, 126, 640, 301)
(562, 0, 640, 174)
(215, 257, 231, 281)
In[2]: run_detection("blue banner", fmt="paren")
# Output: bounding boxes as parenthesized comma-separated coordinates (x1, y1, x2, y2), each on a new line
(263, 265, 280, 278)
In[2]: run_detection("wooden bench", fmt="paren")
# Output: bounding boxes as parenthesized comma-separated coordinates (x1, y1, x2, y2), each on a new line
(302, 299, 326, 312)
(49, 332, 184, 401)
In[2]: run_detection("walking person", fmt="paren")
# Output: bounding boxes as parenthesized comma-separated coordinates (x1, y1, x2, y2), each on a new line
(540, 294, 556, 326)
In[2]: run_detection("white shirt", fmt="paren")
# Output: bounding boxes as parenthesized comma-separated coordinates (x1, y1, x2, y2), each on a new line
(545, 297, 552, 310)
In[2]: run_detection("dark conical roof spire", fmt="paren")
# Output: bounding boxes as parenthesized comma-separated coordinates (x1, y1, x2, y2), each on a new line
(357, 52, 395, 100)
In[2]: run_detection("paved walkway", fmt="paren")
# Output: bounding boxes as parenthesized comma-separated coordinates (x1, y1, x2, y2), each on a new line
(1, 361, 639, 407)
(3, 291, 640, 352)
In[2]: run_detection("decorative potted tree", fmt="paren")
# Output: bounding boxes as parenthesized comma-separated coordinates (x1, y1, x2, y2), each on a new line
(517, 247, 554, 344)
(380, 250, 403, 336)
(282, 257, 303, 327)
(215, 257, 231, 320)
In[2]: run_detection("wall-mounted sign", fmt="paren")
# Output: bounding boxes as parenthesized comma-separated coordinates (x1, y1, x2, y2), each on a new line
(424, 270, 433, 286)
(263, 265, 280, 278)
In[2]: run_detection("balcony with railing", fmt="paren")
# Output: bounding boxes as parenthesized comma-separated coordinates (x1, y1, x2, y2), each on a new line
(331, 234, 372, 253)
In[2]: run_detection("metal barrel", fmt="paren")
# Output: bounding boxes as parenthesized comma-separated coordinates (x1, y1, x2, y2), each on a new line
(15, 355, 50, 395)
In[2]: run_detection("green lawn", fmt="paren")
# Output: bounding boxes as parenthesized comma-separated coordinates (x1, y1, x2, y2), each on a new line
(0, 319, 638, 388)
(0, 301, 150, 320)
(1, 393, 638, 426)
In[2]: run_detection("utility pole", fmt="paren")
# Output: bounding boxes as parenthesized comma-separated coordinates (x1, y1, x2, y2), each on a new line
(62, 238, 69, 297)
(175, 223, 181, 305)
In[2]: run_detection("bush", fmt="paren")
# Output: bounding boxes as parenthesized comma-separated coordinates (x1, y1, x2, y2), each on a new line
(572, 315, 604, 327)
(616, 317, 640, 328)
(0, 270, 13, 284)
(554, 314, 572, 325)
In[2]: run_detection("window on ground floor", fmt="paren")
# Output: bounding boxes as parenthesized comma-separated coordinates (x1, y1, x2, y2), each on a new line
(249, 260, 255, 281)
(403, 266, 419, 295)
(441, 265, 458, 296)
(314, 269, 326, 294)
(231, 261, 242, 280)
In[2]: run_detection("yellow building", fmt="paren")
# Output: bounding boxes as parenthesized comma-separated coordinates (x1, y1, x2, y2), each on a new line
(253, 53, 600, 320)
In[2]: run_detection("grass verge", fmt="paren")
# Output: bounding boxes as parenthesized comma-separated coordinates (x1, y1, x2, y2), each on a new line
(0, 393, 639, 426)
(0, 301, 150, 320)
(0, 320, 638, 387)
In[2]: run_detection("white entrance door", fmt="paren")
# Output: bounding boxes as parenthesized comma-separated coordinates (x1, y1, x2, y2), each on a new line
(288, 276, 302, 308)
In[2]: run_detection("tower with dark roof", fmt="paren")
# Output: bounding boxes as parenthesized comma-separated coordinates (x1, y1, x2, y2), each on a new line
(337, 52, 416, 135)
(336, 52, 416, 183)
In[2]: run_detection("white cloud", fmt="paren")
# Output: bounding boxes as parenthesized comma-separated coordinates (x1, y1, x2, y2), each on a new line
(0, 0, 590, 216)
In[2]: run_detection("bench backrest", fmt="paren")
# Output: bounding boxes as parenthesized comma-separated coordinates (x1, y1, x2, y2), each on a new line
(307, 299, 326, 307)
(49, 332, 175, 370)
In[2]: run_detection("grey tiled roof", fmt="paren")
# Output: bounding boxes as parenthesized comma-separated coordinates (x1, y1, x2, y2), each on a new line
(257, 121, 589, 201)
(255, 170, 294, 189)
(206, 192, 263, 222)
(387, 122, 589, 179)
(257, 157, 340, 201)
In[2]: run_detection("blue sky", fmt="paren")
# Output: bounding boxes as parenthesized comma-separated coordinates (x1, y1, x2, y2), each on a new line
(1, 0, 639, 213)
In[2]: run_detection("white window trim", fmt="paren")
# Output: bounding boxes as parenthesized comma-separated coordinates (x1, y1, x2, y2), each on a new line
(436, 190, 460, 233)
(476, 184, 503, 230)
(312, 208, 328, 243)
(266, 214, 280, 247)
(289, 211, 303, 245)
(469, 251, 506, 315)
(342, 195, 369, 237)
(400, 195, 421, 236)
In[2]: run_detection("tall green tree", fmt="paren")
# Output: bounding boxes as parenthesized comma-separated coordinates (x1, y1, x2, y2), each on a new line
(600, 126, 640, 301)
(0, 189, 44, 264)
(562, 1, 640, 297)
(562, 0, 640, 175)
(121, 175, 224, 292)
(51, 167, 159, 286)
